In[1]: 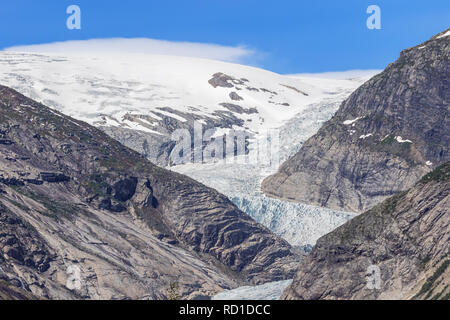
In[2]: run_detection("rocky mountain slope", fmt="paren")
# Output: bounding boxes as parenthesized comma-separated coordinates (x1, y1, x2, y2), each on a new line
(282, 162, 449, 300)
(0, 281, 38, 300)
(0, 85, 300, 300)
(0, 280, 38, 300)
(263, 29, 450, 212)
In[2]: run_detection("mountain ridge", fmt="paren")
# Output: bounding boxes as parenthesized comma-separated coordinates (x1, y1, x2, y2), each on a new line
(262, 29, 450, 212)
(0, 85, 300, 299)
(282, 162, 450, 300)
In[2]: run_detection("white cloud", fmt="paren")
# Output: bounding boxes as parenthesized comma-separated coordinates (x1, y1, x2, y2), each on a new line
(4, 38, 257, 64)
(288, 69, 382, 80)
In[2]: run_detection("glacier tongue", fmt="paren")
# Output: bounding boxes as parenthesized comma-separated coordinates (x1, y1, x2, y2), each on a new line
(208, 99, 360, 299)
(213, 279, 293, 300)
(231, 195, 355, 247)
(172, 92, 362, 248)
(173, 160, 356, 247)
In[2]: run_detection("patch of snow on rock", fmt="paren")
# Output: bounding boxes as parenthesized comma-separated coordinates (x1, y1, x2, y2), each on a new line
(343, 117, 362, 125)
(395, 136, 413, 143)
(359, 133, 373, 139)
(437, 30, 450, 39)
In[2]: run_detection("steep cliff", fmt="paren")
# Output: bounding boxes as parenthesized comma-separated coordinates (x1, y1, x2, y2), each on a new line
(263, 29, 450, 212)
(282, 162, 449, 300)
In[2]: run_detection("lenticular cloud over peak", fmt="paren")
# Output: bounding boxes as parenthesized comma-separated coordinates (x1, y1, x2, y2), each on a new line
(4, 38, 257, 64)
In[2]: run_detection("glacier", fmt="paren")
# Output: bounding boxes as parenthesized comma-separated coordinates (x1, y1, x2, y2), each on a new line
(231, 196, 355, 247)
(0, 47, 373, 248)
(213, 279, 293, 300)
(172, 96, 362, 247)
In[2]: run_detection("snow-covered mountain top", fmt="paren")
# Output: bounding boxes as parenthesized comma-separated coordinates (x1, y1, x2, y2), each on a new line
(0, 50, 373, 135)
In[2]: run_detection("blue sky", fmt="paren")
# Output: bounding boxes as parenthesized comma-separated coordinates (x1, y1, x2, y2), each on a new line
(1, 0, 449, 74)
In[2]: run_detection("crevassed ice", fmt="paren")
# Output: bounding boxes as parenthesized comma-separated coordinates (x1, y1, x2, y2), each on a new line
(232, 195, 355, 247)
(213, 279, 293, 300)
(173, 94, 360, 248)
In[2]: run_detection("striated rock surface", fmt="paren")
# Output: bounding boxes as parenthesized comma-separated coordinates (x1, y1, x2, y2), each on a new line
(0, 280, 39, 300)
(0, 85, 300, 299)
(263, 29, 450, 212)
(282, 162, 450, 300)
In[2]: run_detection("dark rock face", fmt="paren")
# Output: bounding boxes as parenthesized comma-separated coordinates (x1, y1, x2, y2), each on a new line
(97, 197, 126, 212)
(113, 177, 138, 202)
(23, 179, 44, 185)
(219, 103, 258, 115)
(0, 177, 25, 186)
(208, 73, 237, 88)
(263, 30, 450, 212)
(0, 139, 14, 145)
(40, 172, 70, 183)
(229, 92, 244, 101)
(0, 85, 299, 299)
(0, 203, 53, 274)
(282, 162, 450, 300)
(0, 281, 39, 300)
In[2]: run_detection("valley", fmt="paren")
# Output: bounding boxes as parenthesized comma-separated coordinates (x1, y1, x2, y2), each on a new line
(0, 29, 448, 301)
